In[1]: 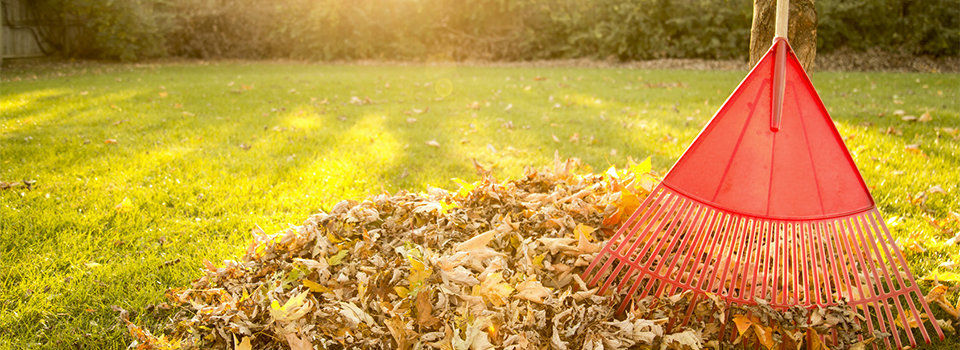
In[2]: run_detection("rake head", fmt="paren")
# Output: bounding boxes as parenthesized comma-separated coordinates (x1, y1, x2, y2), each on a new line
(582, 39, 944, 348)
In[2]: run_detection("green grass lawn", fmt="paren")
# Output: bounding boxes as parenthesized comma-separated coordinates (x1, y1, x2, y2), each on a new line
(1, 62, 958, 348)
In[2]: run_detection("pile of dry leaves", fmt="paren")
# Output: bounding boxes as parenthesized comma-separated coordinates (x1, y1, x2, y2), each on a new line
(129, 158, 889, 349)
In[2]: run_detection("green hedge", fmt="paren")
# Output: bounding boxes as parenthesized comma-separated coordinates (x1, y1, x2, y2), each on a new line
(29, 0, 960, 61)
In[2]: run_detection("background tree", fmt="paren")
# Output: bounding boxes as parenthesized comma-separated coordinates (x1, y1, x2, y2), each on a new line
(750, 0, 817, 69)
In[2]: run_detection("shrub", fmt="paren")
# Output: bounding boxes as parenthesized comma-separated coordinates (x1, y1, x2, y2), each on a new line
(26, 0, 959, 61)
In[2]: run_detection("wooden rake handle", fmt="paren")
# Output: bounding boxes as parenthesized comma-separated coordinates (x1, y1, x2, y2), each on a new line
(775, 0, 790, 39)
(771, 0, 789, 132)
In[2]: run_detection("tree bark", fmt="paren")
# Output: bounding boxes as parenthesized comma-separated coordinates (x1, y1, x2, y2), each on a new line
(749, 0, 817, 69)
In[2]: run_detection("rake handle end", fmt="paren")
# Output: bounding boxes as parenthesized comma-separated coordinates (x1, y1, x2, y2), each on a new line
(775, 0, 790, 40)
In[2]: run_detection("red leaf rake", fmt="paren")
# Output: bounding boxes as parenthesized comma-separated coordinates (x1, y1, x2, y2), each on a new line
(582, 1, 944, 348)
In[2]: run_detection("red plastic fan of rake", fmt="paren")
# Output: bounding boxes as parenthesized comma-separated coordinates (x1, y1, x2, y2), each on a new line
(581, 39, 944, 349)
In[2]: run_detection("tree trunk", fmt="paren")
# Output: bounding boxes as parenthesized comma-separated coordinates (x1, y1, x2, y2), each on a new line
(749, 0, 817, 69)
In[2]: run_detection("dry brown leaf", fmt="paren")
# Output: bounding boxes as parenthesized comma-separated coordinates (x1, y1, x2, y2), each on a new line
(514, 279, 551, 303)
(283, 332, 313, 350)
(416, 290, 440, 328)
(235, 336, 252, 350)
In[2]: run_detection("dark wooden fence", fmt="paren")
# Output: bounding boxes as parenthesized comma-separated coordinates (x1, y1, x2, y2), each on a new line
(2, 0, 50, 61)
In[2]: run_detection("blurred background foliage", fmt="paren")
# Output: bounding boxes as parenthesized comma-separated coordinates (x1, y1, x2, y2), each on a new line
(27, 0, 960, 61)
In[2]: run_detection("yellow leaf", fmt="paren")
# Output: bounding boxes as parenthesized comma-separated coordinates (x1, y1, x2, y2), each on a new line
(235, 336, 252, 350)
(732, 314, 754, 336)
(752, 324, 775, 349)
(302, 279, 329, 293)
(452, 178, 478, 197)
(395, 286, 410, 298)
(473, 272, 514, 306)
(327, 249, 349, 266)
(618, 190, 641, 216)
(806, 329, 830, 350)
(895, 309, 926, 329)
(574, 224, 596, 241)
(629, 156, 652, 175)
(115, 197, 134, 213)
(407, 255, 432, 289)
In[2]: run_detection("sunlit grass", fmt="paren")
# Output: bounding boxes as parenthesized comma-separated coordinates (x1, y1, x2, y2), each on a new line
(1, 62, 958, 348)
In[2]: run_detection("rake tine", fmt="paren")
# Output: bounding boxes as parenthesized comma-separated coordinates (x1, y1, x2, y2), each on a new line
(808, 222, 824, 306)
(746, 220, 768, 301)
(842, 217, 890, 350)
(821, 221, 845, 303)
(583, 188, 667, 285)
(681, 210, 722, 290)
(851, 214, 905, 348)
(636, 202, 698, 299)
(732, 219, 759, 300)
(867, 212, 938, 343)
(790, 222, 800, 306)
(859, 215, 917, 347)
(815, 221, 836, 307)
(659, 205, 709, 295)
(828, 219, 869, 346)
(755, 220, 772, 302)
(618, 274, 651, 314)
(675, 209, 719, 289)
(615, 199, 691, 295)
(702, 214, 737, 293)
(609, 187, 666, 252)
(712, 215, 746, 296)
(600, 195, 683, 293)
(874, 211, 944, 341)
(770, 222, 784, 304)
(653, 205, 706, 297)
(588, 189, 671, 288)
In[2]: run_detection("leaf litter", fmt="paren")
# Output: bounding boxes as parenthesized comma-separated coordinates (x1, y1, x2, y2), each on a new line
(128, 158, 922, 349)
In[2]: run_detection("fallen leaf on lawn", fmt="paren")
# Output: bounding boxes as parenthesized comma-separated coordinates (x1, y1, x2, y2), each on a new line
(919, 111, 933, 122)
(473, 272, 513, 306)
(339, 301, 375, 328)
(426, 140, 440, 147)
(452, 317, 494, 350)
(0, 180, 35, 191)
(514, 279, 551, 303)
(925, 283, 960, 319)
(456, 230, 496, 252)
(115, 197, 134, 213)
(895, 309, 926, 329)
(537, 237, 577, 255)
(270, 290, 311, 323)
(302, 279, 329, 293)
(576, 224, 600, 254)
(385, 316, 411, 350)
(104, 139, 118, 144)
(904, 144, 925, 156)
(928, 185, 946, 195)
(235, 336, 252, 350)
(415, 290, 440, 327)
(662, 329, 702, 350)
(283, 332, 313, 350)
(806, 329, 828, 350)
